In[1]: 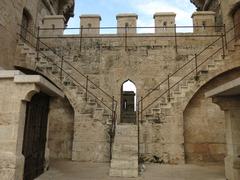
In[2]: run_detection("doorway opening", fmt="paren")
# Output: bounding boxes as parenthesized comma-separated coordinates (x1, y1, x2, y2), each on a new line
(121, 80, 137, 123)
(22, 92, 50, 180)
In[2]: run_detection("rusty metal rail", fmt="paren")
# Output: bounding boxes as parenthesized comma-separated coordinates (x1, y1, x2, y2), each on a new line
(18, 24, 118, 161)
(137, 23, 239, 118)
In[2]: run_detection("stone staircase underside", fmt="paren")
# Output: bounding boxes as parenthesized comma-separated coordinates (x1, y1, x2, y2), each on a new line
(109, 124, 138, 178)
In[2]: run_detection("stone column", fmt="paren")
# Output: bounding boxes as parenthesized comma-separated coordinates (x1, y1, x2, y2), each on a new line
(213, 96, 240, 180)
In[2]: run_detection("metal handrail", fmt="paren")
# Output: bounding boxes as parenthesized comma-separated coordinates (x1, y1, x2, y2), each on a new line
(39, 25, 225, 30)
(18, 33, 114, 111)
(25, 26, 115, 101)
(138, 23, 239, 115)
(18, 24, 116, 103)
(18, 24, 118, 161)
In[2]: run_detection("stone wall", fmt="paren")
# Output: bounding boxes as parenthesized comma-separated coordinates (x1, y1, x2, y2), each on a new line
(0, 71, 64, 179)
(48, 97, 74, 159)
(184, 67, 240, 164)
(0, 0, 74, 69)
(39, 22, 226, 163)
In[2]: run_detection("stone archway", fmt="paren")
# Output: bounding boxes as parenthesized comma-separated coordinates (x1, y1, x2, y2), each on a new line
(120, 80, 137, 123)
(22, 92, 50, 180)
(183, 67, 240, 164)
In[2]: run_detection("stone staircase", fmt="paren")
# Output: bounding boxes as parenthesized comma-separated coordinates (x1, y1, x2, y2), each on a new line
(139, 42, 240, 164)
(144, 46, 229, 123)
(15, 42, 114, 162)
(109, 124, 138, 178)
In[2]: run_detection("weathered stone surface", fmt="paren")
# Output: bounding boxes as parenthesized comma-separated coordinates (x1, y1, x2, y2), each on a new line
(110, 124, 138, 177)
(48, 97, 74, 159)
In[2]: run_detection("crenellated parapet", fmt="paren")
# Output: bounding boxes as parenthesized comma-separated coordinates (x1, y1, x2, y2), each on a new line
(116, 13, 138, 34)
(154, 12, 176, 33)
(79, 11, 216, 35)
(192, 11, 216, 33)
(80, 15, 102, 35)
(40, 11, 217, 37)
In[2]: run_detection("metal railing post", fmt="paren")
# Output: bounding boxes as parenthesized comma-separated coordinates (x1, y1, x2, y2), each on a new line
(80, 25, 83, 53)
(85, 75, 89, 100)
(112, 96, 115, 121)
(125, 26, 128, 51)
(140, 97, 143, 124)
(110, 96, 115, 160)
(223, 24, 228, 50)
(194, 54, 198, 79)
(60, 56, 63, 81)
(36, 26, 40, 63)
(221, 33, 225, 59)
(174, 24, 178, 54)
(137, 102, 140, 165)
(167, 74, 171, 102)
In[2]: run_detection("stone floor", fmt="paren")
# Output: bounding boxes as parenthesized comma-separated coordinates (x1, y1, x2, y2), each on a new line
(37, 160, 226, 180)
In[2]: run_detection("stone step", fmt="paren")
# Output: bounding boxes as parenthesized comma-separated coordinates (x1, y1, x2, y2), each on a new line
(109, 168, 138, 178)
(113, 144, 138, 152)
(110, 159, 138, 169)
(114, 136, 138, 144)
(115, 125, 137, 132)
(112, 151, 138, 161)
(115, 129, 137, 137)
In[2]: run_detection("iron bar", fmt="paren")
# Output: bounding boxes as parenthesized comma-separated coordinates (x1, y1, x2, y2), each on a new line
(79, 25, 83, 53)
(86, 75, 89, 100)
(36, 26, 40, 64)
(223, 24, 228, 50)
(167, 74, 171, 102)
(137, 102, 140, 165)
(125, 26, 128, 51)
(221, 33, 225, 59)
(60, 56, 63, 81)
(110, 96, 115, 160)
(194, 54, 198, 80)
(140, 97, 143, 124)
(39, 34, 223, 39)
(174, 24, 178, 54)
(39, 25, 225, 31)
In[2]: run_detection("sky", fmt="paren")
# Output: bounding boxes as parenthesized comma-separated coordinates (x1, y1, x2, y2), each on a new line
(65, 0, 197, 34)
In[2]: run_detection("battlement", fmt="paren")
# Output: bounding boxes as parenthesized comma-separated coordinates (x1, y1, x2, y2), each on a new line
(40, 11, 217, 36)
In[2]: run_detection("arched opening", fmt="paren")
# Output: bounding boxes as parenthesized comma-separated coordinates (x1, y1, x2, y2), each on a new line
(22, 92, 50, 180)
(183, 67, 240, 165)
(120, 80, 137, 123)
(20, 8, 33, 41)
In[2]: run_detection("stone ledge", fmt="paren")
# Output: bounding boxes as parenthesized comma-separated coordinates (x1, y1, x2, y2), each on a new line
(14, 75, 64, 98)
(116, 13, 138, 19)
(154, 12, 176, 18)
(80, 14, 102, 20)
(0, 70, 23, 78)
(205, 77, 240, 97)
(0, 70, 64, 98)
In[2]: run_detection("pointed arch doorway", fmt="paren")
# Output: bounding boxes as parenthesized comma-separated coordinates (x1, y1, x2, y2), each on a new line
(120, 80, 137, 124)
